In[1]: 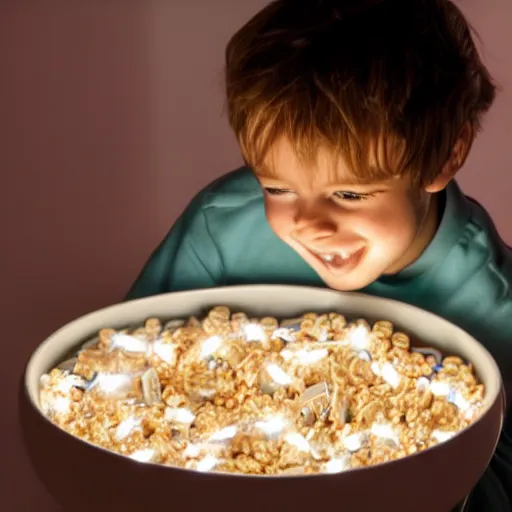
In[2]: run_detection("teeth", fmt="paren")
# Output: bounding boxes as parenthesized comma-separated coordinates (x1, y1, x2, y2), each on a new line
(320, 252, 349, 263)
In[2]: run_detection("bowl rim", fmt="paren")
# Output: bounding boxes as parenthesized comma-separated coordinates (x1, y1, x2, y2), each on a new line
(23, 284, 505, 480)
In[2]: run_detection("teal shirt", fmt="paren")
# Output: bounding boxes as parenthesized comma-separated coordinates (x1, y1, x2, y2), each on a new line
(126, 167, 512, 510)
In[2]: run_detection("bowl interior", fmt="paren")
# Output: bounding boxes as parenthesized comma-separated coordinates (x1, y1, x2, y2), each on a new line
(26, 284, 502, 417)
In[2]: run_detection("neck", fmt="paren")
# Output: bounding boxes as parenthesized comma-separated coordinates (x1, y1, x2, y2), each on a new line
(385, 191, 441, 275)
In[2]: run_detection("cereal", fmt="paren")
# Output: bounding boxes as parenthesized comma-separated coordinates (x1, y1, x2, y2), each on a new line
(39, 310, 484, 476)
(372, 320, 393, 339)
(391, 332, 410, 350)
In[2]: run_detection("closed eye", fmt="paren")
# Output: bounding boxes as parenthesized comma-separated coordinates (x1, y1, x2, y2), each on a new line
(333, 191, 372, 201)
(264, 187, 292, 196)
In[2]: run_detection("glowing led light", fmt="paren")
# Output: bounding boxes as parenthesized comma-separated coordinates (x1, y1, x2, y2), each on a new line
(266, 364, 293, 386)
(129, 449, 155, 463)
(152, 342, 176, 364)
(244, 324, 267, 342)
(164, 407, 196, 424)
(209, 425, 238, 442)
(115, 416, 140, 440)
(255, 416, 288, 436)
(200, 336, 223, 359)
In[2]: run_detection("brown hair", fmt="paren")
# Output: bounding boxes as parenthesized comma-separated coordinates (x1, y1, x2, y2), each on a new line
(225, 0, 496, 185)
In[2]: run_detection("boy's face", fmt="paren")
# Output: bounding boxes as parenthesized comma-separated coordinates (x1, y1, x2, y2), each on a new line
(255, 138, 442, 291)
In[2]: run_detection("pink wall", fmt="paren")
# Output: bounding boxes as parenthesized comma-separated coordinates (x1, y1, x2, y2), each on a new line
(2, 1, 510, 509)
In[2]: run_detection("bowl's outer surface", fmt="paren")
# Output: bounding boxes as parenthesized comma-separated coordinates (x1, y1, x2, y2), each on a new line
(21, 285, 504, 512)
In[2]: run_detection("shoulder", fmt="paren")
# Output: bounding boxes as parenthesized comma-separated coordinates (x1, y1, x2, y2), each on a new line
(461, 193, 512, 308)
(415, 196, 512, 399)
(442, 193, 512, 373)
(402, 184, 512, 345)
(188, 166, 268, 238)
(178, 166, 271, 252)
(431, 182, 512, 307)
(197, 166, 263, 210)
(178, 166, 265, 238)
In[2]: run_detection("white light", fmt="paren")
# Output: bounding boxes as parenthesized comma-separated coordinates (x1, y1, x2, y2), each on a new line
(280, 349, 294, 361)
(196, 455, 218, 472)
(164, 407, 196, 424)
(182, 444, 201, 458)
(448, 390, 470, 412)
(152, 342, 176, 364)
(432, 430, 456, 443)
(115, 416, 140, 440)
(209, 425, 237, 442)
(266, 364, 293, 386)
(323, 457, 349, 473)
(371, 423, 400, 446)
(416, 377, 430, 391)
(129, 448, 155, 463)
(255, 416, 288, 436)
(294, 349, 329, 365)
(200, 336, 223, 359)
(316, 328, 329, 342)
(52, 396, 71, 414)
(56, 375, 84, 394)
(94, 374, 133, 394)
(243, 324, 267, 342)
(284, 432, 310, 452)
(464, 406, 478, 421)
(430, 381, 451, 397)
(381, 363, 401, 389)
(372, 362, 401, 389)
(112, 333, 148, 353)
(358, 351, 371, 362)
(343, 432, 366, 452)
(347, 325, 371, 351)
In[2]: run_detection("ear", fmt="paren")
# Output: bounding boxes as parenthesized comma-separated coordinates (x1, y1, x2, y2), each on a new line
(425, 121, 474, 193)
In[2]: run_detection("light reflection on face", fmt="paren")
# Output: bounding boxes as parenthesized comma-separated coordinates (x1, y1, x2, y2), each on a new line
(255, 138, 440, 291)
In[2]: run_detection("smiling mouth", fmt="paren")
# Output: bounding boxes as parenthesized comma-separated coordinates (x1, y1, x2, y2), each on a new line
(308, 248, 365, 275)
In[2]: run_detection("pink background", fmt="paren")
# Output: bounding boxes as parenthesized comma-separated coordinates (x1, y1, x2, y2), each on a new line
(2, 1, 510, 509)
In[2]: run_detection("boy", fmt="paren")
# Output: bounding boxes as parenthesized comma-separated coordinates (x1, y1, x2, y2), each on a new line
(126, 0, 512, 509)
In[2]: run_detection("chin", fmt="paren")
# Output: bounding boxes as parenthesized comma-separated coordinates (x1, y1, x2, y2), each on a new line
(314, 265, 384, 292)
(322, 278, 367, 292)
(316, 272, 371, 292)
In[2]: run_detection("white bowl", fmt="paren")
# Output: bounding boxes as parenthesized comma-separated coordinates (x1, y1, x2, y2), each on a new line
(21, 285, 504, 512)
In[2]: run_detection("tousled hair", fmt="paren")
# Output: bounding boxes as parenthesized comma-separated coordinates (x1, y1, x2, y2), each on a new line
(225, 0, 496, 185)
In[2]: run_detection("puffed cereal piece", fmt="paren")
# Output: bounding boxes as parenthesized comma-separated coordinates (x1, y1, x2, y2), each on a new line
(328, 312, 347, 332)
(372, 320, 394, 339)
(391, 332, 410, 350)
(231, 312, 249, 331)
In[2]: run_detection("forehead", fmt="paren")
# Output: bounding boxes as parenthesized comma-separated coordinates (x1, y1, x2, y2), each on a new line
(257, 137, 378, 187)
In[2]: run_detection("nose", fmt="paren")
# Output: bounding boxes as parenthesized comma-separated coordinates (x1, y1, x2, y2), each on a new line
(292, 200, 337, 241)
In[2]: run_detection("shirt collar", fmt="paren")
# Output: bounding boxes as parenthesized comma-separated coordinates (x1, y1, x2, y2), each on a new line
(376, 179, 471, 283)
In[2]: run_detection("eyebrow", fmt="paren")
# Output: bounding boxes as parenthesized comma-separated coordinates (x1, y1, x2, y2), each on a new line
(255, 169, 388, 188)
(253, 163, 278, 179)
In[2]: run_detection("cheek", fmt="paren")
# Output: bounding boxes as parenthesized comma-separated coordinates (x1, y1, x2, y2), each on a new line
(264, 199, 294, 237)
(353, 199, 421, 245)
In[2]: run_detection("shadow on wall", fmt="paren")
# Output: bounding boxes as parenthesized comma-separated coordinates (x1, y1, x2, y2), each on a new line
(3, 2, 154, 510)
(4, 1, 263, 510)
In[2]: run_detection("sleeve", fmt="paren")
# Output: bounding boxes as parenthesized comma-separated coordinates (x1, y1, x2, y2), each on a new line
(464, 277, 512, 511)
(124, 195, 224, 301)
(465, 411, 512, 512)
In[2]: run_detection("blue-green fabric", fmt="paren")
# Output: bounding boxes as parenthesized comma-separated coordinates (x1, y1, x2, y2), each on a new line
(126, 167, 512, 511)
